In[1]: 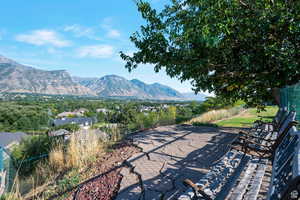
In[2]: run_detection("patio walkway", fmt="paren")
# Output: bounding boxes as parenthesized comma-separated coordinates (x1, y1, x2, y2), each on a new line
(116, 124, 238, 200)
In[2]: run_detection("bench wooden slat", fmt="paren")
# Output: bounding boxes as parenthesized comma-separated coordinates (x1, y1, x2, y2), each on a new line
(178, 150, 245, 200)
(204, 152, 244, 196)
(227, 161, 257, 200)
(243, 162, 267, 200)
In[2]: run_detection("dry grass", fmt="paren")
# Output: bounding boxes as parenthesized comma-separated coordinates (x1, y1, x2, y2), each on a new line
(109, 127, 122, 143)
(48, 131, 105, 171)
(65, 131, 104, 169)
(49, 145, 65, 172)
(2, 176, 22, 200)
(1, 157, 26, 200)
(189, 106, 245, 124)
(17, 130, 106, 199)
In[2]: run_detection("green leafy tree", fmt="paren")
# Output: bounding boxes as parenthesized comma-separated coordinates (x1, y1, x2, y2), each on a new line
(96, 112, 106, 123)
(121, 0, 300, 107)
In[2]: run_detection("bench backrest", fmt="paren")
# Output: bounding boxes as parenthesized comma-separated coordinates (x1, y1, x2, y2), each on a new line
(268, 126, 300, 200)
(277, 110, 296, 135)
(274, 107, 286, 124)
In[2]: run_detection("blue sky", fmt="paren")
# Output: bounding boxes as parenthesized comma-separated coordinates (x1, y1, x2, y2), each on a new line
(0, 0, 204, 93)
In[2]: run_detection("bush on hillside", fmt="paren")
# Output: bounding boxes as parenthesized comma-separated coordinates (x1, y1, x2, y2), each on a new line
(11, 135, 59, 176)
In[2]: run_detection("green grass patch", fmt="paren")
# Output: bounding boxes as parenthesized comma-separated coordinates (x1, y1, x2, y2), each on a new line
(248, 106, 278, 117)
(216, 106, 278, 128)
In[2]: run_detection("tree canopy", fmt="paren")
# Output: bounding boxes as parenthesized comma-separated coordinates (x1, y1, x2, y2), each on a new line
(121, 0, 300, 107)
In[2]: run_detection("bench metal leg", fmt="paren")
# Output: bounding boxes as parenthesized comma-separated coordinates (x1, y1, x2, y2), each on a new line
(183, 179, 213, 200)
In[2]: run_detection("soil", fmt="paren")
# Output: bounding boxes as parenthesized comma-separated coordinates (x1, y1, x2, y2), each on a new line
(67, 141, 140, 200)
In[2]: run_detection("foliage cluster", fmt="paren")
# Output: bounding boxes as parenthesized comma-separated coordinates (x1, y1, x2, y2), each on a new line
(11, 135, 59, 176)
(0, 102, 50, 132)
(122, 0, 300, 107)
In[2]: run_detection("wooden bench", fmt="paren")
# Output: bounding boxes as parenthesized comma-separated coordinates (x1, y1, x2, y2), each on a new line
(178, 110, 299, 200)
(254, 107, 287, 132)
(179, 149, 248, 200)
(232, 111, 297, 158)
(237, 109, 294, 145)
(267, 126, 300, 200)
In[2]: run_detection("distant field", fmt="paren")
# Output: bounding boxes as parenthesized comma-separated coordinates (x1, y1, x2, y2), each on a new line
(215, 106, 278, 128)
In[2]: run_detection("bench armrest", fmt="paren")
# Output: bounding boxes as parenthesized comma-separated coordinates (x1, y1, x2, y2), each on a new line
(183, 179, 213, 200)
(239, 134, 274, 143)
(233, 138, 271, 148)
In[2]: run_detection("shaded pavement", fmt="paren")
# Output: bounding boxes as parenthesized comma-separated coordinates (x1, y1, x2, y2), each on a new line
(116, 124, 238, 200)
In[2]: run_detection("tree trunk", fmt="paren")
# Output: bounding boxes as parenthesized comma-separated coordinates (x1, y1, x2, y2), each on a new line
(272, 88, 280, 106)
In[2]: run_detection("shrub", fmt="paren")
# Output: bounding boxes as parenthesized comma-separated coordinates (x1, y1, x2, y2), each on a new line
(12, 135, 58, 176)
(158, 106, 177, 126)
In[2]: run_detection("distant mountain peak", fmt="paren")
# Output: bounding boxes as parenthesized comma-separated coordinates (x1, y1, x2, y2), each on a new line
(101, 74, 125, 80)
(0, 55, 96, 96)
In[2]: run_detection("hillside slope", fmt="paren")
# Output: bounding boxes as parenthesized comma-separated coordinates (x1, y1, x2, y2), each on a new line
(0, 55, 95, 96)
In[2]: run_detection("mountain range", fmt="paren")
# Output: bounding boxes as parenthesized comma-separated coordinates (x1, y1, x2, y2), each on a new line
(0, 55, 94, 96)
(0, 55, 207, 100)
(73, 76, 184, 99)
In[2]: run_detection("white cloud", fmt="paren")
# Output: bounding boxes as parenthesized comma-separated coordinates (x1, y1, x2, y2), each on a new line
(77, 45, 114, 58)
(63, 24, 100, 40)
(107, 29, 121, 38)
(15, 30, 71, 47)
(101, 18, 121, 39)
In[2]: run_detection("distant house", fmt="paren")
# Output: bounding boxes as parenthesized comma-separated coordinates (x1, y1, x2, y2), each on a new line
(162, 104, 169, 109)
(139, 106, 157, 112)
(57, 108, 89, 118)
(74, 108, 88, 114)
(57, 112, 76, 118)
(0, 132, 27, 149)
(48, 129, 70, 138)
(96, 108, 109, 113)
(52, 117, 97, 128)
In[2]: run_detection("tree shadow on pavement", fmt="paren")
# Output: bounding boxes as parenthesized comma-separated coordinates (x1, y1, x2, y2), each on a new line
(117, 125, 237, 200)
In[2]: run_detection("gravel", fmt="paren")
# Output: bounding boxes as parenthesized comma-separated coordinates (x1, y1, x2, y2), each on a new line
(67, 142, 140, 200)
